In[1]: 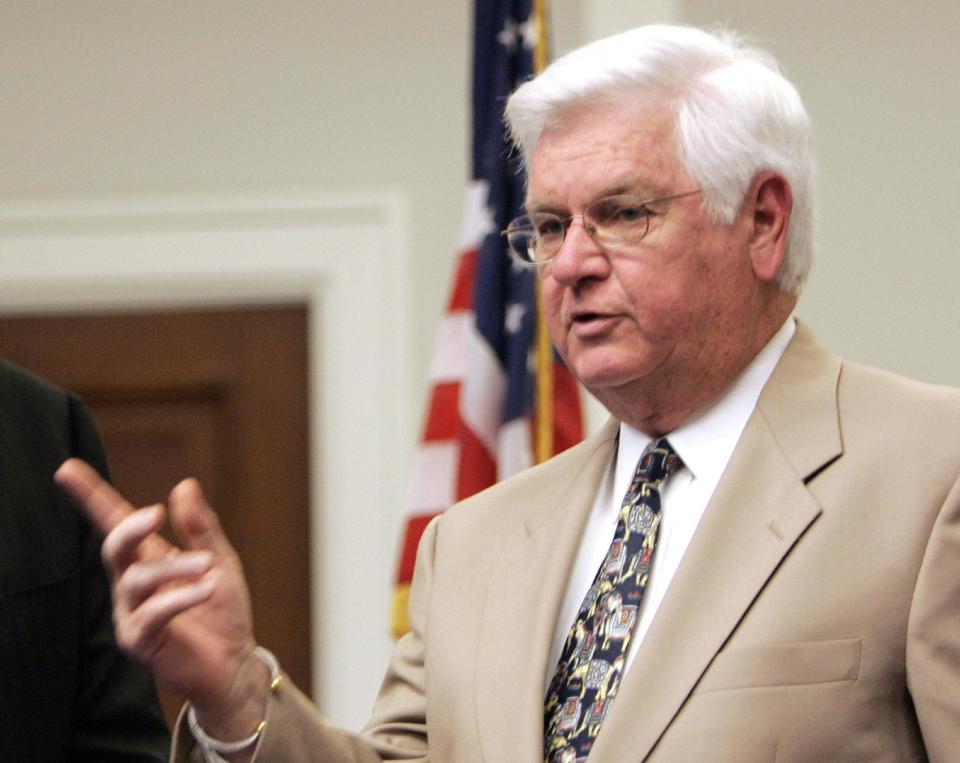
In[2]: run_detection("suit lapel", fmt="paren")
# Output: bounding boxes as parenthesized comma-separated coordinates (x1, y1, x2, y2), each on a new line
(587, 322, 844, 762)
(474, 419, 619, 763)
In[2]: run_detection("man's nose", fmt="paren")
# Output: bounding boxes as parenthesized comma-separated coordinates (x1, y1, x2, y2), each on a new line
(547, 217, 610, 285)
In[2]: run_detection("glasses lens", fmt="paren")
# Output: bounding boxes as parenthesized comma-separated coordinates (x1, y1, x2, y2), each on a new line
(506, 222, 537, 263)
(506, 214, 564, 264)
(586, 196, 650, 246)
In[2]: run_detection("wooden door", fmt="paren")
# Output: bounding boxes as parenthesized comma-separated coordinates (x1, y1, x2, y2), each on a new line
(0, 306, 312, 726)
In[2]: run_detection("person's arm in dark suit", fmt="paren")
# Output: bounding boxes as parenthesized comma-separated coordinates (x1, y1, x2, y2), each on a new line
(66, 394, 172, 762)
(0, 360, 170, 761)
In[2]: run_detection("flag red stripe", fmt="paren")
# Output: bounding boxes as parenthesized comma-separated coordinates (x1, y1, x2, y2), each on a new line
(552, 359, 585, 452)
(395, 513, 440, 584)
(446, 248, 478, 312)
(422, 382, 461, 441)
(456, 420, 498, 500)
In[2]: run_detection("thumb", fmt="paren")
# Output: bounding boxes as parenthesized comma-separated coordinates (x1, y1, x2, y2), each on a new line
(167, 478, 236, 559)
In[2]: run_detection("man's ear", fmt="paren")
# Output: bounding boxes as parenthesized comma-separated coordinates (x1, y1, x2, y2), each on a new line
(748, 172, 793, 284)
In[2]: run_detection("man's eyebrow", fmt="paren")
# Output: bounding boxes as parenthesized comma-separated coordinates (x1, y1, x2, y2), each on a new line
(602, 176, 662, 198)
(523, 198, 566, 215)
(599, 180, 640, 197)
(524, 177, 661, 213)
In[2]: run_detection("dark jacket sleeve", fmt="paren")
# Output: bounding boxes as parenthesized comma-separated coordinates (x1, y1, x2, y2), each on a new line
(0, 361, 170, 762)
(67, 394, 172, 762)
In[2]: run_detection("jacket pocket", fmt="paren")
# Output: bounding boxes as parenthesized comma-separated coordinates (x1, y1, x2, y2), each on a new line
(696, 637, 861, 693)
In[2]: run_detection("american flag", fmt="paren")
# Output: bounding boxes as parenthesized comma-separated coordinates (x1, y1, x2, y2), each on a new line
(391, 0, 584, 637)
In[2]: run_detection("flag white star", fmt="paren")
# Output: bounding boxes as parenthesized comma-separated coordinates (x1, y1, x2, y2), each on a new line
(498, 18, 519, 51)
(509, 256, 528, 273)
(505, 302, 527, 333)
(479, 201, 496, 237)
(499, 17, 539, 53)
(519, 18, 539, 50)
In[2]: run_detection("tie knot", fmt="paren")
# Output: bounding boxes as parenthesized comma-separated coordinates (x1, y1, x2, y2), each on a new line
(636, 437, 681, 485)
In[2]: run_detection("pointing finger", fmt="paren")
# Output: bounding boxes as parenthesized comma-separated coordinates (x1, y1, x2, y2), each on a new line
(56, 458, 172, 560)
(55, 458, 137, 534)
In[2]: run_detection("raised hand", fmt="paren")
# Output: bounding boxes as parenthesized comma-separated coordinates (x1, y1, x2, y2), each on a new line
(55, 459, 270, 738)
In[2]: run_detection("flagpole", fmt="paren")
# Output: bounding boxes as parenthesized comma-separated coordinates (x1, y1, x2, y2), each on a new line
(533, 0, 554, 464)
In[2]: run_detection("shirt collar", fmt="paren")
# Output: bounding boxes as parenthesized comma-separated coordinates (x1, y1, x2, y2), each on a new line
(616, 317, 796, 489)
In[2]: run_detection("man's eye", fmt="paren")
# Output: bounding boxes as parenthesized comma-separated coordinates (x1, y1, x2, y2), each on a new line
(591, 200, 649, 225)
(609, 204, 647, 224)
(536, 217, 565, 237)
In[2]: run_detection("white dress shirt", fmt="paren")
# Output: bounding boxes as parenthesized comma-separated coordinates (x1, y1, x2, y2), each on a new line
(545, 318, 796, 691)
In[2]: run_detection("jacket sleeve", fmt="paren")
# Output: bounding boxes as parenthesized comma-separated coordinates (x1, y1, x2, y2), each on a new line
(171, 519, 441, 763)
(906, 470, 960, 762)
(67, 394, 172, 762)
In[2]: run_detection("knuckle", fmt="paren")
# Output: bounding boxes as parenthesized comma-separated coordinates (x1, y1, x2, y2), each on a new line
(119, 615, 155, 660)
(114, 618, 140, 655)
(100, 533, 121, 573)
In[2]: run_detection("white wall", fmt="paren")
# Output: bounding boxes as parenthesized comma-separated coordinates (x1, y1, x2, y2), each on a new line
(0, 0, 469, 388)
(681, 0, 960, 385)
(2, 0, 958, 731)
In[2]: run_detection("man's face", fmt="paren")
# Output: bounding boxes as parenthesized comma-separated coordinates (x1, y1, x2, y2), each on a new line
(529, 100, 764, 428)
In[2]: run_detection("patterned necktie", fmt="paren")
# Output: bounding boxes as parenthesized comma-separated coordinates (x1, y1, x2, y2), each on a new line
(543, 437, 681, 763)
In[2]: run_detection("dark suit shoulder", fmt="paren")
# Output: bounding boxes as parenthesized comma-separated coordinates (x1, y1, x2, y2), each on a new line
(0, 360, 103, 592)
(0, 359, 91, 466)
(0, 358, 107, 467)
(0, 358, 71, 418)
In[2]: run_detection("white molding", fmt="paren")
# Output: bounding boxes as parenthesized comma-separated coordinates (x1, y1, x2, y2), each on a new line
(0, 189, 413, 730)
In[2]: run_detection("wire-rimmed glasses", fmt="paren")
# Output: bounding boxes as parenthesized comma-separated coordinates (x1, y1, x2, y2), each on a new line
(502, 189, 701, 267)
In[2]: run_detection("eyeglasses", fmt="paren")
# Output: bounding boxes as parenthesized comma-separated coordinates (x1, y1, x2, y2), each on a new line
(502, 189, 702, 267)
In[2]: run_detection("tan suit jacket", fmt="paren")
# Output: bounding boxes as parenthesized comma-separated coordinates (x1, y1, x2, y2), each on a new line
(175, 323, 960, 761)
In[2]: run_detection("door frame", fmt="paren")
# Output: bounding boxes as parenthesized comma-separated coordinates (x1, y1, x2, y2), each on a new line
(0, 189, 413, 730)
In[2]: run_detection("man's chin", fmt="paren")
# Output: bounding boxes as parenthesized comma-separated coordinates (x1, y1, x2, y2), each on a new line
(576, 367, 648, 399)
(572, 353, 669, 415)
(570, 351, 659, 391)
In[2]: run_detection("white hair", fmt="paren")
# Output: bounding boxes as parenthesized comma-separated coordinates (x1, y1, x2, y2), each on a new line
(504, 24, 815, 294)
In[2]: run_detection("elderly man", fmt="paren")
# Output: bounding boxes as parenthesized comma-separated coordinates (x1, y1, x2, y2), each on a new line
(56, 24, 959, 763)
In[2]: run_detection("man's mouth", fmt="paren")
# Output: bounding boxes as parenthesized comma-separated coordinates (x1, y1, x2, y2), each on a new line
(573, 312, 604, 322)
(569, 311, 619, 336)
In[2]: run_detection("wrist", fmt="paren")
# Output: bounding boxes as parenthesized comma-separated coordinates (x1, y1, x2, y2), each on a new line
(189, 646, 283, 754)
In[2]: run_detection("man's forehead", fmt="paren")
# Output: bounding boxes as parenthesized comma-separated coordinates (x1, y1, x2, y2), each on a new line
(524, 98, 681, 206)
(524, 172, 664, 210)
